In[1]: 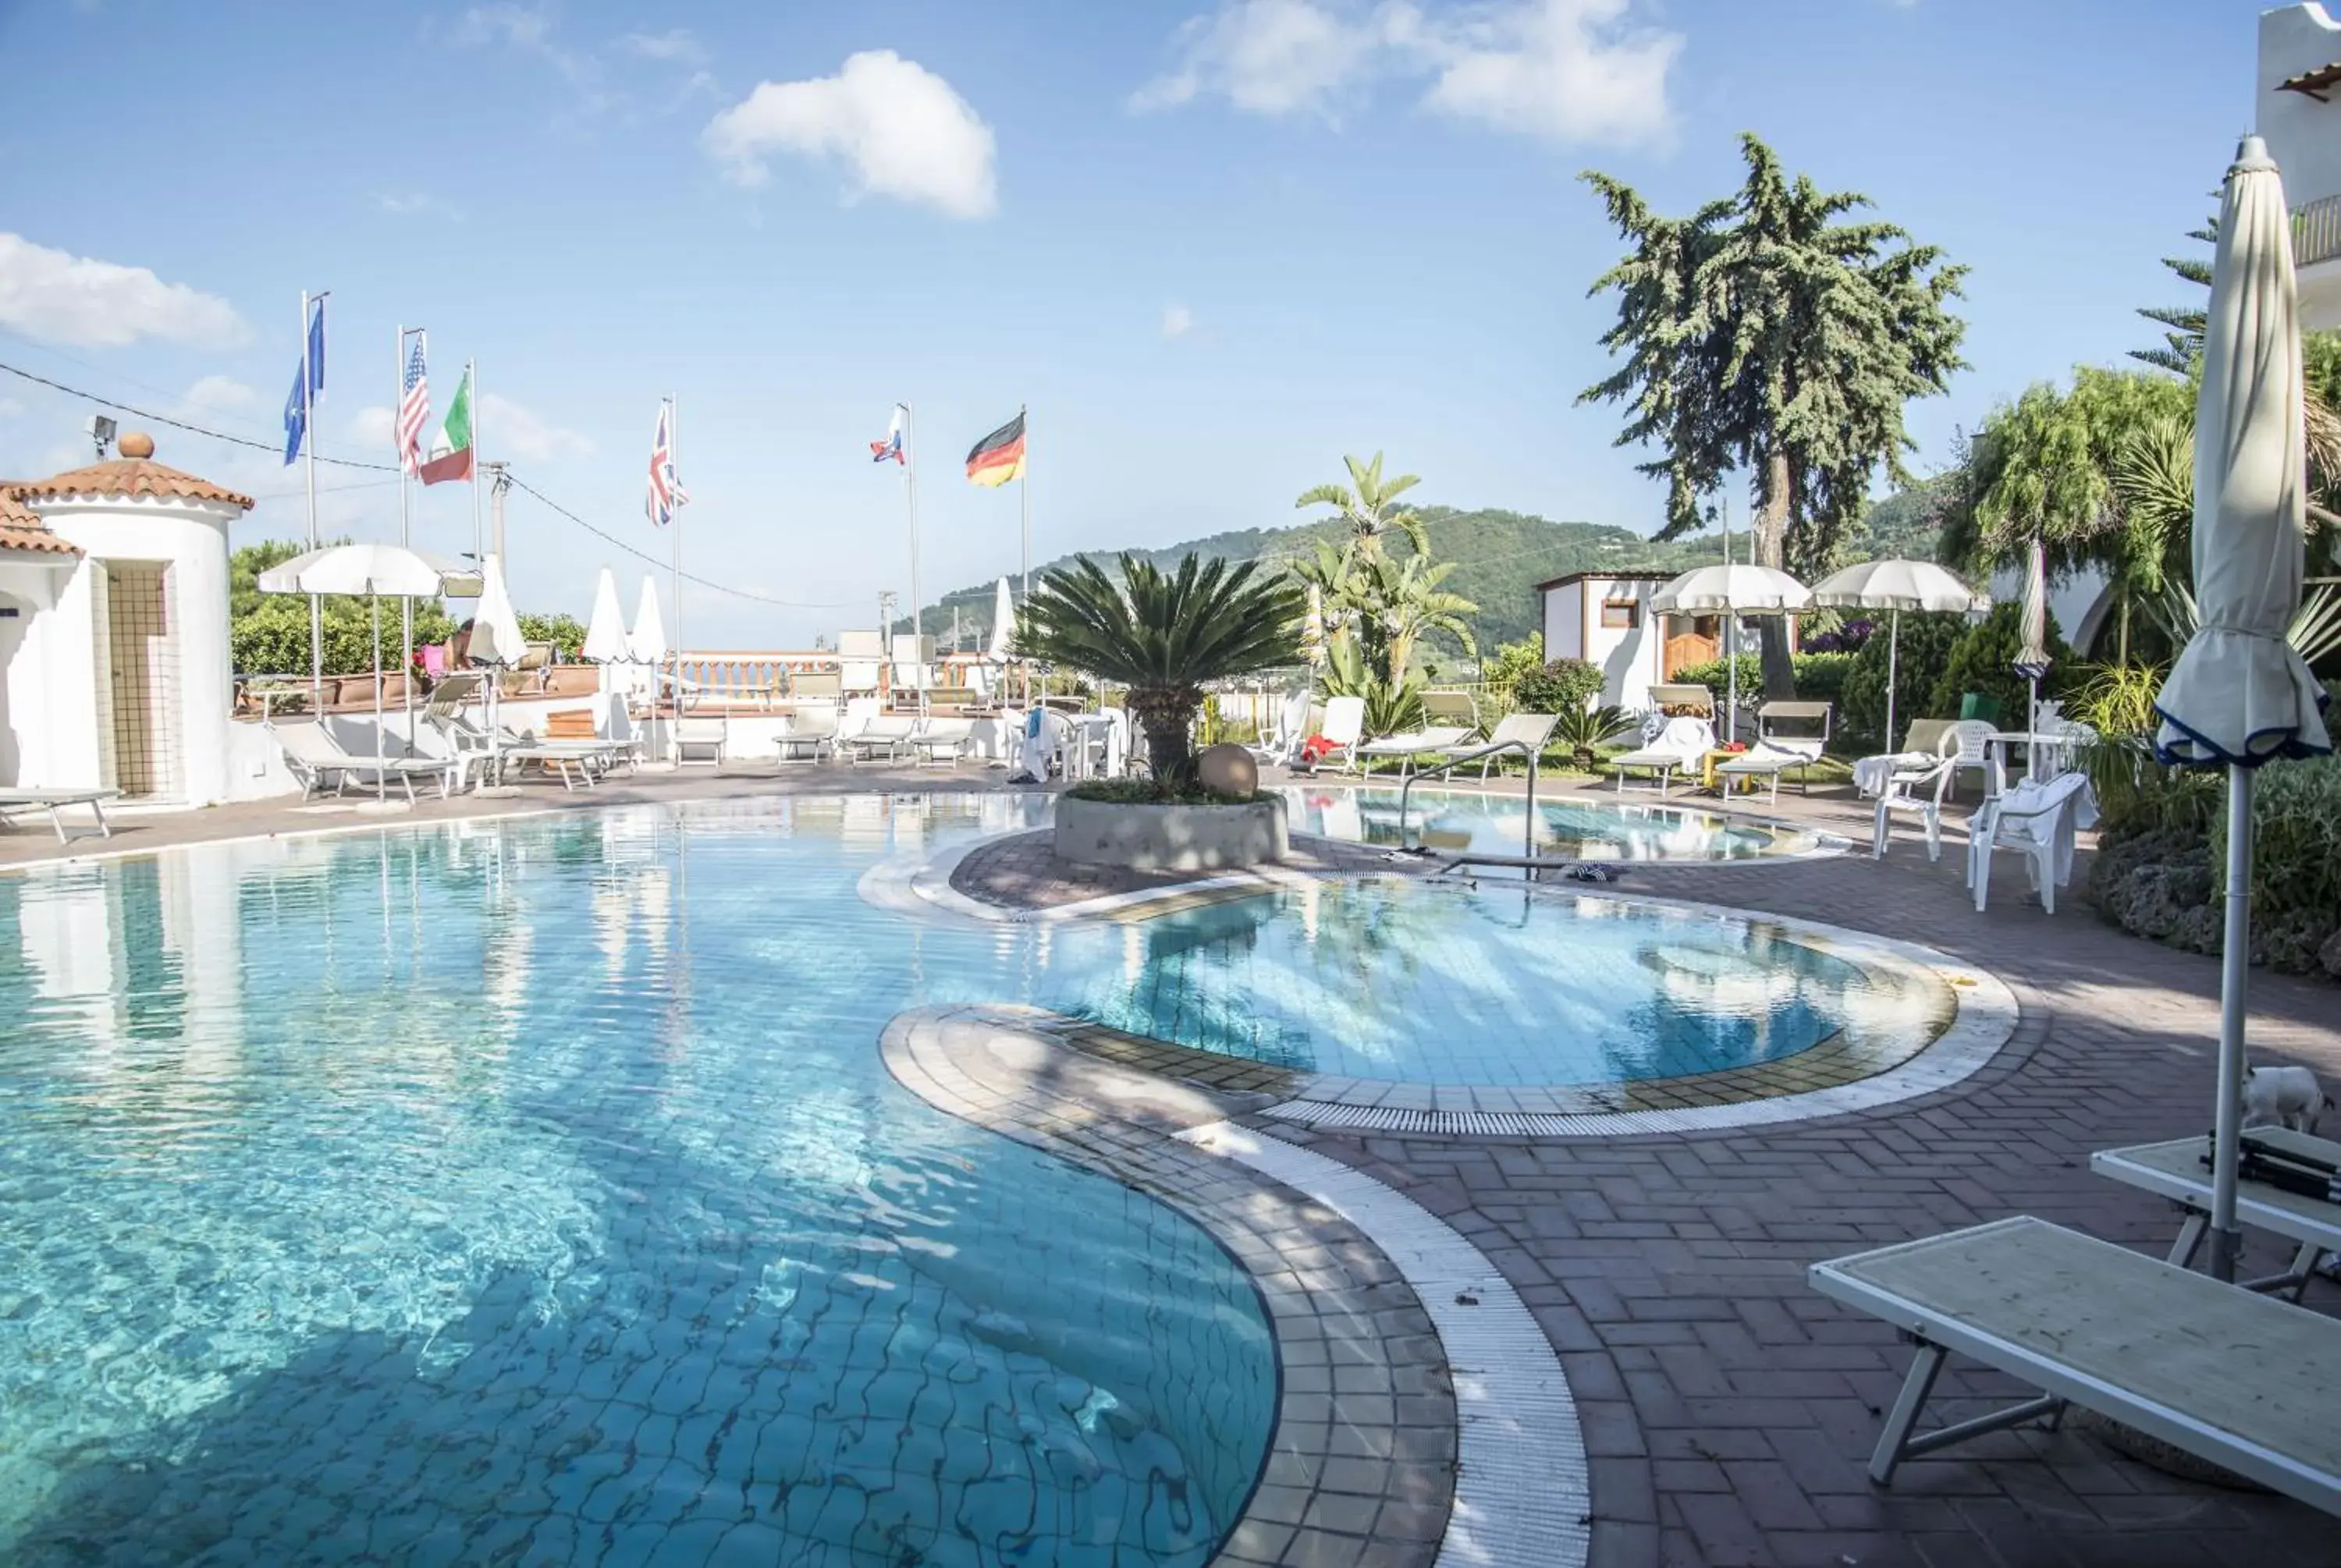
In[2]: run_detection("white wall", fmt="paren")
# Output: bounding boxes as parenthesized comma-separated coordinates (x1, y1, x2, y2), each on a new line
(37, 496, 239, 805)
(1543, 576, 1671, 710)
(2262, 4, 2341, 329)
(0, 559, 72, 788)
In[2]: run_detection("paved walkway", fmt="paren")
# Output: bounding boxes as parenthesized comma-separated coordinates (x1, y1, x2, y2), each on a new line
(1261, 781, 2341, 1568)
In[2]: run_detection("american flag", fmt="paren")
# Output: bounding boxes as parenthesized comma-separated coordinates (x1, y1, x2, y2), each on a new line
(646, 399, 687, 527)
(396, 335, 430, 475)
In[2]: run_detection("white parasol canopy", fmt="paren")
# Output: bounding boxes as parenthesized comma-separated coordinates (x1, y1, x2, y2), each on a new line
(258, 541, 471, 756)
(1810, 559, 1984, 748)
(2151, 136, 2334, 1282)
(582, 568, 631, 663)
(986, 576, 1015, 663)
(628, 576, 668, 665)
(258, 542, 474, 598)
(1652, 564, 1810, 743)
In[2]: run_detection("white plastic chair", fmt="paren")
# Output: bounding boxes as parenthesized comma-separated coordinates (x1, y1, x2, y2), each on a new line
(1870, 732, 1963, 862)
(1250, 688, 1313, 768)
(1966, 773, 2100, 914)
(1942, 718, 2002, 800)
(1313, 696, 1366, 774)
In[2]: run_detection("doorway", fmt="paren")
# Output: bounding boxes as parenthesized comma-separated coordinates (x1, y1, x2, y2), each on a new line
(0, 594, 27, 786)
(100, 562, 180, 799)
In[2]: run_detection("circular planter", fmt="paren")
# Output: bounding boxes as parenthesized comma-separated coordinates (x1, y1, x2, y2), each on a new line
(1053, 793, 1289, 872)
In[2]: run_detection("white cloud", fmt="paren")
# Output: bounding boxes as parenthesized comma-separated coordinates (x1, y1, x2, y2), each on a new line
(345, 406, 396, 453)
(183, 375, 256, 413)
(1132, 0, 1388, 119)
(0, 233, 249, 349)
(704, 51, 998, 219)
(1417, 0, 1678, 148)
(478, 392, 591, 462)
(1134, 0, 1678, 147)
(622, 28, 705, 65)
(1161, 303, 1196, 340)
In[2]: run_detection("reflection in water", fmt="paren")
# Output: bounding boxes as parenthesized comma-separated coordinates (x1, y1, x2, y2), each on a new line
(1283, 786, 1789, 863)
(0, 793, 1274, 1568)
(1053, 878, 1933, 1087)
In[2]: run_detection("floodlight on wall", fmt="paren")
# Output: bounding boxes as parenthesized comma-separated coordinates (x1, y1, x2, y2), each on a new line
(85, 414, 117, 459)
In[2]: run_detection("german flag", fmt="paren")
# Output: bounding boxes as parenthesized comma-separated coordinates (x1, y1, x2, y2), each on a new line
(965, 411, 1026, 488)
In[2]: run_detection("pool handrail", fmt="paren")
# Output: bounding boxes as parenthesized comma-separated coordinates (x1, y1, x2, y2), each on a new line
(1394, 738, 1540, 860)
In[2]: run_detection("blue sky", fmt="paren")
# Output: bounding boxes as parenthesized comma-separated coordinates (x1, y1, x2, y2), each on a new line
(0, 0, 2290, 645)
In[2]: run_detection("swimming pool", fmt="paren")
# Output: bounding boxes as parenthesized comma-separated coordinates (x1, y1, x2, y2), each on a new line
(1279, 785, 1817, 862)
(1053, 878, 1946, 1088)
(0, 799, 1277, 1568)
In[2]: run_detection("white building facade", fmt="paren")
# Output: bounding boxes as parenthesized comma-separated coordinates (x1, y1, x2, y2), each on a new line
(2264, 3, 2341, 331)
(0, 432, 263, 806)
(1537, 570, 1717, 711)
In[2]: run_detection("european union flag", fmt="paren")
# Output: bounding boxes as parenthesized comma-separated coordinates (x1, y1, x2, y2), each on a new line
(282, 296, 325, 466)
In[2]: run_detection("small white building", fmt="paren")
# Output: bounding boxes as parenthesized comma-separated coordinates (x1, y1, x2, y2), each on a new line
(0, 431, 262, 806)
(2264, 2, 2341, 332)
(1537, 570, 1719, 711)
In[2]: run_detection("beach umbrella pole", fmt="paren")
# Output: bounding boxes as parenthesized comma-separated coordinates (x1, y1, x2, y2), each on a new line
(2210, 764, 2252, 1281)
(371, 593, 386, 773)
(1885, 611, 1901, 750)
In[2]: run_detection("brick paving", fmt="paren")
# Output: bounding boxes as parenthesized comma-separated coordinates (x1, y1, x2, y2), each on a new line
(1248, 779, 2341, 1568)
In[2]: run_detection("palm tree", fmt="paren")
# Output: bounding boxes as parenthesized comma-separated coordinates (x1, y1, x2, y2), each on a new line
(1371, 555, 1478, 678)
(1296, 453, 1428, 559)
(1014, 553, 1301, 790)
(1580, 133, 1968, 694)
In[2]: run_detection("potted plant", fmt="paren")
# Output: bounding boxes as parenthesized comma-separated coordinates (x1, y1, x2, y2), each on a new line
(1017, 552, 1302, 871)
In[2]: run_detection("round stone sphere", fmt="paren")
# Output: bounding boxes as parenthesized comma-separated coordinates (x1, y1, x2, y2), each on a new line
(1196, 742, 1259, 798)
(118, 430, 157, 459)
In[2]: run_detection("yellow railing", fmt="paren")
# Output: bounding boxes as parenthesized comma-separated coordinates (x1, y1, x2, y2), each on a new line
(2300, 195, 2341, 269)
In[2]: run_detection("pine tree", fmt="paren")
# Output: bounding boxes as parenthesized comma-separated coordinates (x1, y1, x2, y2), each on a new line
(1579, 134, 1969, 694)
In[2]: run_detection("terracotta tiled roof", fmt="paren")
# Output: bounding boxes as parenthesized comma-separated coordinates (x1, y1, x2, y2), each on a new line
(0, 484, 81, 557)
(17, 456, 254, 511)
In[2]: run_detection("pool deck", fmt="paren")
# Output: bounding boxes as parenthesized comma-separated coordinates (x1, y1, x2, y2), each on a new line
(10, 764, 2341, 1567)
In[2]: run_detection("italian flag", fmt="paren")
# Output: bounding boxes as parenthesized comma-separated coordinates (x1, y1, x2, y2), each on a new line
(419, 367, 474, 485)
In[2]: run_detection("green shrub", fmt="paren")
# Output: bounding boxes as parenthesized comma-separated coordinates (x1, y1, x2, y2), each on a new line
(1480, 634, 1545, 715)
(1927, 601, 2074, 725)
(1671, 655, 1763, 712)
(1512, 657, 1604, 714)
(2218, 754, 2341, 926)
(1791, 651, 1855, 710)
(1839, 611, 1969, 748)
(1551, 703, 1636, 768)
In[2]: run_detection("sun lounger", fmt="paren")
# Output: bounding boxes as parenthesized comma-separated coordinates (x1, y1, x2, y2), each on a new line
(0, 788, 119, 843)
(1612, 716, 1713, 796)
(496, 745, 603, 791)
(1309, 695, 1366, 774)
(674, 716, 726, 765)
(2092, 1131, 2341, 1298)
(776, 705, 838, 764)
(1355, 725, 1476, 777)
(842, 715, 918, 764)
(269, 721, 450, 804)
(1810, 1215, 2341, 1511)
(904, 718, 975, 767)
(1714, 701, 1832, 802)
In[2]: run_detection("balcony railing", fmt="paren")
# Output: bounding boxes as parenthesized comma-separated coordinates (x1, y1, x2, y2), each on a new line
(2300, 195, 2341, 269)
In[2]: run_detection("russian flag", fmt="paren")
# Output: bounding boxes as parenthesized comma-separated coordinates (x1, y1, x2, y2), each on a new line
(870, 405, 905, 464)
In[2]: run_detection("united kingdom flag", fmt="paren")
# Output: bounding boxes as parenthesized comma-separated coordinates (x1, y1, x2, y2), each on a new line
(646, 399, 687, 527)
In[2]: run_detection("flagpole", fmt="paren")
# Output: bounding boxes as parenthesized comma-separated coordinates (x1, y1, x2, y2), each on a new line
(905, 403, 925, 716)
(396, 325, 415, 754)
(1019, 403, 1030, 707)
(301, 290, 324, 714)
(671, 393, 684, 762)
(469, 358, 483, 564)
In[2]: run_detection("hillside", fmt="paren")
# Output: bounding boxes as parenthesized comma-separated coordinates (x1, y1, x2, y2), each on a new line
(915, 504, 1730, 657)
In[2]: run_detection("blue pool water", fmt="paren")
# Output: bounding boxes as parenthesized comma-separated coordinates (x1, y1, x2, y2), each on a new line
(1059, 879, 1911, 1086)
(1281, 786, 1796, 862)
(0, 799, 1277, 1568)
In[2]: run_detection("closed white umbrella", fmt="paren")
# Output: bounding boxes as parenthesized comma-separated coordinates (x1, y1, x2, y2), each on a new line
(470, 555, 528, 786)
(1652, 563, 1810, 744)
(2012, 539, 2052, 766)
(986, 576, 1016, 664)
(1810, 559, 1984, 747)
(259, 542, 464, 755)
(2153, 137, 2334, 1281)
(628, 576, 668, 665)
(583, 568, 631, 663)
